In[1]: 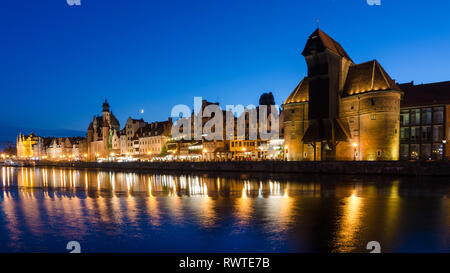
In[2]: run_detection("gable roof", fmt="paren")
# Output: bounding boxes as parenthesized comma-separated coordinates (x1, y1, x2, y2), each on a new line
(302, 29, 352, 61)
(283, 77, 309, 105)
(343, 60, 401, 96)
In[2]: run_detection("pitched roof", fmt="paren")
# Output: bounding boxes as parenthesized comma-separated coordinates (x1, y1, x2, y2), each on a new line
(399, 81, 450, 107)
(302, 29, 352, 61)
(283, 77, 309, 105)
(343, 60, 401, 96)
(110, 112, 120, 127)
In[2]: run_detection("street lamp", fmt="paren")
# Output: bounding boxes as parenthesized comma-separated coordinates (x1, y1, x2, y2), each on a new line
(352, 142, 358, 161)
(443, 140, 447, 160)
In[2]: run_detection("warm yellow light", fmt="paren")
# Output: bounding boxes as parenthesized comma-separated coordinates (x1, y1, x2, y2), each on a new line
(147, 151, 151, 155)
(96, 153, 99, 157)
(203, 149, 207, 153)
(110, 153, 115, 157)
(83, 154, 87, 157)
(242, 147, 246, 151)
(352, 142, 358, 148)
(284, 145, 288, 150)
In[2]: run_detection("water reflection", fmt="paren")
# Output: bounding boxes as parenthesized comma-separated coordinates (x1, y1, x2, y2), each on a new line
(0, 167, 449, 253)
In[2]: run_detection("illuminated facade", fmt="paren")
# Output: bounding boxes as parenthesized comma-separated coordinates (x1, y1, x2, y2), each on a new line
(123, 117, 147, 155)
(137, 120, 172, 158)
(16, 133, 40, 159)
(283, 29, 402, 161)
(86, 100, 120, 160)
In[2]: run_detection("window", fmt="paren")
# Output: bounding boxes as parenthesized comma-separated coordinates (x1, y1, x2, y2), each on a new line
(371, 99, 375, 106)
(421, 126, 432, 142)
(433, 125, 444, 142)
(411, 109, 420, 125)
(422, 108, 432, 125)
(433, 107, 444, 124)
(411, 127, 420, 142)
(400, 128, 410, 141)
(400, 144, 409, 160)
(370, 114, 376, 120)
(377, 150, 382, 157)
(400, 110, 410, 126)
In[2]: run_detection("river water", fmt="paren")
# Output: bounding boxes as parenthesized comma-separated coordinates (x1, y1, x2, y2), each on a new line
(0, 166, 448, 253)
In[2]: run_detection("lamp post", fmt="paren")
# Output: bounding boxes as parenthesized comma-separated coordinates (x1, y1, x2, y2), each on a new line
(443, 140, 447, 160)
(353, 142, 358, 161)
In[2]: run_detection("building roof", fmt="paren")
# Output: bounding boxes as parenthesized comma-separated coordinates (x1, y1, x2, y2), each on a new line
(343, 60, 401, 96)
(283, 77, 309, 105)
(136, 120, 171, 138)
(302, 29, 352, 61)
(399, 81, 450, 107)
(110, 112, 120, 127)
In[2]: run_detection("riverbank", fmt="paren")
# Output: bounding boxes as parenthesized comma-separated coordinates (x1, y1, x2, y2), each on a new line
(30, 160, 450, 176)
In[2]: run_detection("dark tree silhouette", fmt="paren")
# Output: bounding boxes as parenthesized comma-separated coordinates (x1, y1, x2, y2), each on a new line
(259, 92, 275, 106)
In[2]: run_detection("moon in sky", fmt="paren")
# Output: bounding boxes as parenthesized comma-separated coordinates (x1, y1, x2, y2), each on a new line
(140, 109, 144, 114)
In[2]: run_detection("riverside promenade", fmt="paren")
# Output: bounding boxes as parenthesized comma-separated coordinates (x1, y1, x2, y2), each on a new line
(32, 160, 450, 176)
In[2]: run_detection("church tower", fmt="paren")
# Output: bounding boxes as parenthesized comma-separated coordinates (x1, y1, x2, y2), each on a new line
(102, 98, 110, 124)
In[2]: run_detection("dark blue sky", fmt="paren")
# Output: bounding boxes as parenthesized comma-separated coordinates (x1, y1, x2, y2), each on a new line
(1, 0, 450, 132)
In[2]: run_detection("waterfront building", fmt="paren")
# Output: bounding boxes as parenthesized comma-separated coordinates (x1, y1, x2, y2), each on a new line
(119, 129, 127, 156)
(398, 81, 450, 160)
(229, 103, 284, 161)
(46, 137, 86, 160)
(86, 100, 120, 160)
(123, 117, 147, 156)
(137, 119, 172, 158)
(283, 29, 402, 161)
(16, 133, 41, 159)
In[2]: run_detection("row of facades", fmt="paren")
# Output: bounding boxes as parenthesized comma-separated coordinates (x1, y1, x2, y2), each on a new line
(17, 29, 450, 161)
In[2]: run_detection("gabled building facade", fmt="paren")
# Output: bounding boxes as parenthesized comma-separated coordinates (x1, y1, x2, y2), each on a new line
(86, 100, 120, 160)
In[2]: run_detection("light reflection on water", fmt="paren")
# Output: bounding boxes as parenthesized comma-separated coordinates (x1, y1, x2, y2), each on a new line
(0, 167, 449, 253)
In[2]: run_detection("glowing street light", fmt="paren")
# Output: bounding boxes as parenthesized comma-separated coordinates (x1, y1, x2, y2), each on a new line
(353, 142, 358, 161)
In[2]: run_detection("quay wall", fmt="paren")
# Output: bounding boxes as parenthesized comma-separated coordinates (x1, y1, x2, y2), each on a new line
(31, 160, 450, 176)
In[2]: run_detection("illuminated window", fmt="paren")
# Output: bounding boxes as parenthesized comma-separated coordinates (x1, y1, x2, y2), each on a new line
(411, 109, 420, 125)
(370, 114, 376, 120)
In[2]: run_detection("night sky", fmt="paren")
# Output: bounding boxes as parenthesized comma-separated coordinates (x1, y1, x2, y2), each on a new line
(1, 0, 450, 134)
